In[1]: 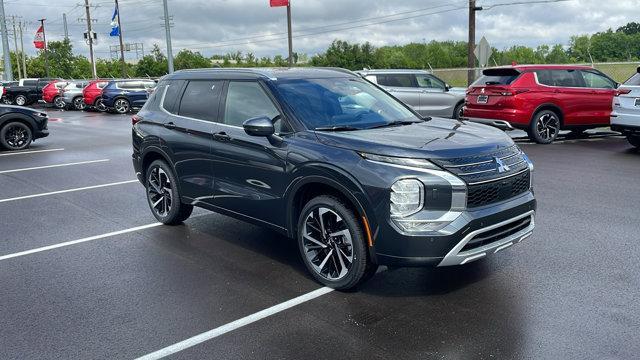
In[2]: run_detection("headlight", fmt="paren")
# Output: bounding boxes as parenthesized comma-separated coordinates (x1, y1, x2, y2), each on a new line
(359, 152, 439, 170)
(390, 179, 423, 217)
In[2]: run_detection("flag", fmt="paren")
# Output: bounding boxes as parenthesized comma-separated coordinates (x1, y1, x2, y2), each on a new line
(110, 7, 120, 37)
(33, 25, 45, 49)
(270, 0, 289, 7)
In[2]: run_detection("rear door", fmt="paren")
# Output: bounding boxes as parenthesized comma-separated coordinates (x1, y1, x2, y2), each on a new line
(415, 74, 457, 117)
(375, 74, 423, 114)
(579, 69, 617, 125)
(536, 69, 592, 125)
(210, 80, 290, 228)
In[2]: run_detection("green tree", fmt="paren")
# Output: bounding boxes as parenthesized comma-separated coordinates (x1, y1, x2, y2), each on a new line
(174, 49, 211, 70)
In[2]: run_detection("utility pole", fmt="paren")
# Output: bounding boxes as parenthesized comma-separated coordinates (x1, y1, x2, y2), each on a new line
(18, 21, 26, 78)
(115, 0, 126, 77)
(286, 1, 293, 67)
(162, 0, 174, 73)
(10, 16, 21, 79)
(63, 13, 69, 41)
(0, 0, 13, 81)
(38, 19, 49, 78)
(84, 0, 97, 78)
(467, 0, 477, 86)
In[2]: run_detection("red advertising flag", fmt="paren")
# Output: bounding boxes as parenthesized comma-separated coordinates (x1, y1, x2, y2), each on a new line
(270, 0, 289, 7)
(33, 25, 45, 49)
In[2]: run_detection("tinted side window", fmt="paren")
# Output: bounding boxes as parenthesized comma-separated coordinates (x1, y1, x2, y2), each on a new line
(581, 70, 616, 89)
(223, 81, 279, 127)
(550, 70, 584, 87)
(178, 80, 223, 122)
(376, 74, 415, 88)
(23, 80, 37, 86)
(416, 74, 445, 90)
(161, 80, 185, 114)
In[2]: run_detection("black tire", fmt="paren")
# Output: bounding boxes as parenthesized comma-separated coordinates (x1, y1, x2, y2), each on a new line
(628, 135, 640, 148)
(113, 98, 130, 114)
(453, 102, 464, 120)
(528, 109, 561, 144)
(14, 95, 27, 107)
(95, 98, 107, 112)
(297, 195, 371, 290)
(53, 96, 66, 109)
(145, 160, 193, 225)
(0, 121, 32, 150)
(2, 96, 13, 105)
(73, 97, 86, 111)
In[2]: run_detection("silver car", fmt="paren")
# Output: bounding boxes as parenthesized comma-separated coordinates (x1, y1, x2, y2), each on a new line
(62, 81, 89, 110)
(611, 67, 640, 148)
(357, 69, 466, 119)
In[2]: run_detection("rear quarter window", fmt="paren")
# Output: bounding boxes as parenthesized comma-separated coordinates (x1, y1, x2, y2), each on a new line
(624, 73, 640, 86)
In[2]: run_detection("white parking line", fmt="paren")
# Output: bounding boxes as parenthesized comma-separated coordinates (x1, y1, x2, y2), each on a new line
(135, 287, 335, 360)
(0, 148, 65, 157)
(0, 223, 162, 261)
(0, 159, 109, 174)
(0, 180, 139, 203)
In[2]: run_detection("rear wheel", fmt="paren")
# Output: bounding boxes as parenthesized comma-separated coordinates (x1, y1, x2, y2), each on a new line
(628, 135, 640, 148)
(2, 96, 13, 105)
(53, 96, 66, 109)
(453, 102, 464, 120)
(95, 98, 107, 112)
(114, 98, 130, 114)
(0, 121, 32, 150)
(73, 97, 86, 111)
(14, 95, 27, 107)
(528, 110, 560, 144)
(145, 160, 193, 225)
(297, 195, 371, 290)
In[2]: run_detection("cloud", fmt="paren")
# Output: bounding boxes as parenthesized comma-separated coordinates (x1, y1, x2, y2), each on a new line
(5, 0, 637, 59)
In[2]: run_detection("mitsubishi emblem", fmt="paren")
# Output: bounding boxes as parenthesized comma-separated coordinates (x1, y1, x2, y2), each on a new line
(494, 157, 510, 173)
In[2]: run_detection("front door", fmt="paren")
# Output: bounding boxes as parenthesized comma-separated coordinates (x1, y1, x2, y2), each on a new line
(415, 74, 456, 117)
(375, 74, 423, 115)
(579, 70, 617, 125)
(210, 80, 290, 228)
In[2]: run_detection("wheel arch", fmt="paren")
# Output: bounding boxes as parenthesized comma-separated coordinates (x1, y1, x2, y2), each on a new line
(532, 103, 564, 127)
(0, 113, 36, 133)
(140, 146, 174, 182)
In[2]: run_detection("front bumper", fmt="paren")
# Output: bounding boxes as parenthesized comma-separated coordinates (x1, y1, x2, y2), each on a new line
(374, 192, 536, 267)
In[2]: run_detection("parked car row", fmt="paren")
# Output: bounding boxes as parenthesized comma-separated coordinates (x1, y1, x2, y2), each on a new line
(2, 77, 158, 114)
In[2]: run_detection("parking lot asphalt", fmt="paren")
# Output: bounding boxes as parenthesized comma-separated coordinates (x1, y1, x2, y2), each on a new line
(1, 109, 638, 359)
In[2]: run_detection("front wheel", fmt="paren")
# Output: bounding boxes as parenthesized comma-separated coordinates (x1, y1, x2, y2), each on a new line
(528, 110, 561, 144)
(297, 195, 371, 290)
(453, 102, 464, 120)
(628, 135, 640, 148)
(145, 160, 193, 225)
(53, 96, 66, 109)
(0, 121, 32, 150)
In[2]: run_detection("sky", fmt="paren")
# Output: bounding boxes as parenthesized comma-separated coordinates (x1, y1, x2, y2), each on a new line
(2, 0, 638, 61)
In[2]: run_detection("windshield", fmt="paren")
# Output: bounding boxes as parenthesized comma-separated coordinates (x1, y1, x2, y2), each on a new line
(273, 77, 419, 130)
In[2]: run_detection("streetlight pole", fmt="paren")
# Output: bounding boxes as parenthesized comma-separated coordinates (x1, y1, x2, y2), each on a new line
(0, 0, 13, 81)
(162, 0, 174, 73)
(115, 0, 126, 77)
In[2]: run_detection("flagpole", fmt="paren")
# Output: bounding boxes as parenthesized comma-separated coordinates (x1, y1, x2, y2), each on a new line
(38, 19, 49, 78)
(114, 0, 126, 78)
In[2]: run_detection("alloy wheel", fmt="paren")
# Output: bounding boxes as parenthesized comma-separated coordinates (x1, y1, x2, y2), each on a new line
(96, 99, 107, 112)
(2, 97, 13, 105)
(535, 113, 560, 142)
(4, 124, 30, 149)
(147, 167, 172, 217)
(15, 96, 26, 106)
(302, 207, 354, 281)
(74, 97, 86, 110)
(54, 96, 66, 109)
(115, 99, 130, 114)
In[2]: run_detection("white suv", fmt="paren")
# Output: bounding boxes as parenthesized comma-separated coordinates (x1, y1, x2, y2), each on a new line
(611, 67, 640, 148)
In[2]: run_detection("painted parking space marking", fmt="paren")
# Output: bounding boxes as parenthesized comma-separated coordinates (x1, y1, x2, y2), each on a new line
(0, 148, 65, 157)
(0, 159, 109, 174)
(0, 180, 138, 204)
(0, 223, 162, 262)
(135, 287, 335, 360)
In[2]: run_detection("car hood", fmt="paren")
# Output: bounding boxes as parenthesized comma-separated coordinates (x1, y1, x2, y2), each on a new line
(0, 105, 44, 114)
(314, 117, 515, 159)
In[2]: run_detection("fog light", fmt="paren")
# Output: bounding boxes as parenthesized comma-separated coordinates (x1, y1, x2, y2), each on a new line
(390, 179, 423, 218)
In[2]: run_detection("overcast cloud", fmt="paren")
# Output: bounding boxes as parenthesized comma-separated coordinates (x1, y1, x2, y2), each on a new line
(3, 0, 638, 60)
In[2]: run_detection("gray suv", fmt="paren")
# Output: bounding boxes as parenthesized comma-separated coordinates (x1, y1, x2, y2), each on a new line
(358, 69, 466, 119)
(62, 81, 89, 110)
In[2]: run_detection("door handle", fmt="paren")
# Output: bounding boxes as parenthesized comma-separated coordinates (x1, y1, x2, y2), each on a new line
(213, 132, 231, 141)
(163, 122, 176, 129)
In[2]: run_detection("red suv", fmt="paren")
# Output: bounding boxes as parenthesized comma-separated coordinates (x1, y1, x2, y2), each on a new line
(464, 65, 618, 143)
(42, 80, 68, 109)
(83, 79, 110, 111)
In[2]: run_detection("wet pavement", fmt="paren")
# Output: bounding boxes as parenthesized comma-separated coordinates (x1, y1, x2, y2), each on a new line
(1, 109, 638, 359)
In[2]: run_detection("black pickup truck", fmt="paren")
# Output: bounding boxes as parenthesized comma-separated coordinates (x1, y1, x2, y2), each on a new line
(3, 78, 59, 106)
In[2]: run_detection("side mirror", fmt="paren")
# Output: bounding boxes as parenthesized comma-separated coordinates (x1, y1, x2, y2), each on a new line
(243, 116, 275, 137)
(445, 83, 452, 91)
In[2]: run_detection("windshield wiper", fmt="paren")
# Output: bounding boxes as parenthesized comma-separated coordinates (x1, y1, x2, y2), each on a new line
(314, 125, 360, 131)
(366, 119, 424, 130)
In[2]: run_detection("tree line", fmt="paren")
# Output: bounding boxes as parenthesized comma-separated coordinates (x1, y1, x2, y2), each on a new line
(6, 22, 640, 79)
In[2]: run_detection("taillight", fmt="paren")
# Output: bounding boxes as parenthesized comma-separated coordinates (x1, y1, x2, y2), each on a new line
(2, 87, 6, 95)
(132, 115, 142, 126)
(615, 88, 632, 97)
(500, 89, 529, 96)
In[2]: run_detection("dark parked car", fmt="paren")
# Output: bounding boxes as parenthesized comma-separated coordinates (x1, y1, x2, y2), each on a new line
(132, 68, 537, 290)
(0, 105, 49, 150)
(101, 79, 156, 114)
(3, 78, 60, 106)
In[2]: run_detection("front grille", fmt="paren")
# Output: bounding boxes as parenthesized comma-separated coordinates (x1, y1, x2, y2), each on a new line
(461, 216, 532, 252)
(467, 170, 530, 208)
(433, 145, 531, 208)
